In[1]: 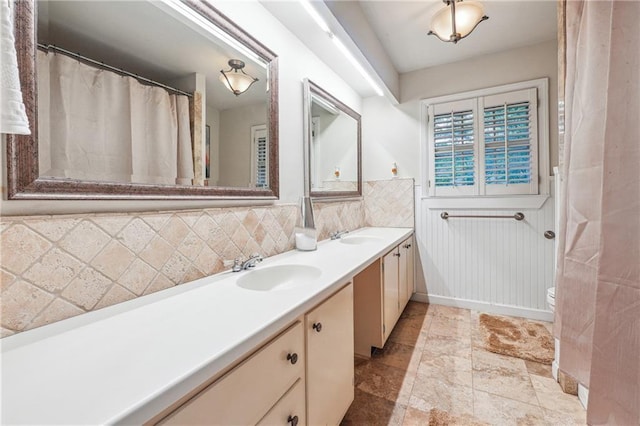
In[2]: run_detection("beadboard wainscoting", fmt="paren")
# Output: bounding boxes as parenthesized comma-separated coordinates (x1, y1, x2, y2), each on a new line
(413, 186, 555, 321)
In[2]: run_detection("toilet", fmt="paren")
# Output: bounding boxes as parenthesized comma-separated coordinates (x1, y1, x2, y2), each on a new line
(547, 287, 556, 312)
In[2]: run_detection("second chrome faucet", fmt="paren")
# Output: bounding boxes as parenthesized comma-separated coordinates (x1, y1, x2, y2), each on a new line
(330, 230, 349, 240)
(232, 253, 263, 272)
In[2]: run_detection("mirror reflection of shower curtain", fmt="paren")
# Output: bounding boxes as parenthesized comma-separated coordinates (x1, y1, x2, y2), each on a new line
(37, 50, 194, 185)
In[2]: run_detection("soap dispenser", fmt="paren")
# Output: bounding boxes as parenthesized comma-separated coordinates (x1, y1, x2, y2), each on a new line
(295, 196, 317, 251)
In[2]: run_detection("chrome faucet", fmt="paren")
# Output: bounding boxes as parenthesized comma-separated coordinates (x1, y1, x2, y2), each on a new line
(330, 230, 349, 240)
(232, 253, 263, 272)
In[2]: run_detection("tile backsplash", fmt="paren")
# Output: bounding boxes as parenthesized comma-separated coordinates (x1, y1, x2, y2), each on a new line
(1, 179, 414, 337)
(365, 178, 415, 228)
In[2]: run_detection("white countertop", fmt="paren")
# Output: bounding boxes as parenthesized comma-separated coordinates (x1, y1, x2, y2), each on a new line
(1, 227, 412, 425)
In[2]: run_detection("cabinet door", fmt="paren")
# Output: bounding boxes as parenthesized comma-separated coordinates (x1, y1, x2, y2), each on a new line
(257, 378, 306, 426)
(306, 283, 354, 426)
(160, 322, 304, 425)
(399, 236, 414, 310)
(382, 249, 400, 343)
(404, 236, 415, 305)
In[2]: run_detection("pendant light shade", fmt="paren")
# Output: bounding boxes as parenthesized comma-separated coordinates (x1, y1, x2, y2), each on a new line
(428, 0, 488, 44)
(219, 59, 258, 96)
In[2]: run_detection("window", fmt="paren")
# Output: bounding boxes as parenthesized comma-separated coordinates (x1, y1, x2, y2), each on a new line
(251, 125, 268, 189)
(425, 79, 547, 198)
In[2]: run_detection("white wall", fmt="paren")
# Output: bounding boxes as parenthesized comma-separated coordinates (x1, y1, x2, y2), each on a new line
(205, 105, 220, 186)
(218, 102, 267, 187)
(361, 40, 558, 319)
(1, 0, 361, 215)
(313, 109, 358, 186)
(362, 40, 559, 182)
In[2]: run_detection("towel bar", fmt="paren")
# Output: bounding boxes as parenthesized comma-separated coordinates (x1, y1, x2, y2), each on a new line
(440, 212, 525, 221)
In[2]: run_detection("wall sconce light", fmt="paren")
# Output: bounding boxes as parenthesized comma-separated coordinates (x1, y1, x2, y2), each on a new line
(219, 59, 258, 96)
(428, 0, 488, 44)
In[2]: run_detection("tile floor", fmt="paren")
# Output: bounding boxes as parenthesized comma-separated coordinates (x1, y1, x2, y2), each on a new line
(342, 302, 587, 425)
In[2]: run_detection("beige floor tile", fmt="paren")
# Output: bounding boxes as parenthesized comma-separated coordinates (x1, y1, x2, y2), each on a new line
(355, 360, 415, 406)
(372, 341, 422, 373)
(473, 389, 546, 425)
(542, 407, 587, 425)
(401, 406, 431, 425)
(341, 389, 406, 426)
(525, 360, 553, 379)
(400, 301, 429, 320)
(472, 349, 539, 405)
(387, 317, 429, 349)
(408, 371, 474, 417)
(429, 305, 471, 322)
(423, 334, 472, 358)
(428, 316, 472, 339)
(530, 375, 586, 419)
(418, 352, 473, 388)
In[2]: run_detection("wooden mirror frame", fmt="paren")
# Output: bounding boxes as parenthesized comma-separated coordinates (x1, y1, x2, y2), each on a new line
(7, 0, 279, 200)
(303, 79, 362, 199)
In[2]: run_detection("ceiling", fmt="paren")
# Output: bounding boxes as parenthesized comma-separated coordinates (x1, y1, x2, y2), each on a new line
(357, 0, 557, 74)
(264, 0, 557, 100)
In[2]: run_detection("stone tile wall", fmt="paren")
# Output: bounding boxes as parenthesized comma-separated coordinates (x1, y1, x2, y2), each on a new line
(0, 179, 413, 337)
(364, 178, 415, 228)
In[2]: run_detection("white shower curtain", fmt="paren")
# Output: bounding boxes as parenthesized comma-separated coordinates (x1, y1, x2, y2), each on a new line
(37, 50, 194, 185)
(555, 1, 639, 424)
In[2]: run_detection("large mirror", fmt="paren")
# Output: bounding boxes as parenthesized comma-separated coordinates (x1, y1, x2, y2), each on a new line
(303, 79, 361, 199)
(7, 0, 279, 199)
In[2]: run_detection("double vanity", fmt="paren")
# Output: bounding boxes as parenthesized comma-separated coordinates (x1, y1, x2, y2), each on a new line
(1, 227, 414, 425)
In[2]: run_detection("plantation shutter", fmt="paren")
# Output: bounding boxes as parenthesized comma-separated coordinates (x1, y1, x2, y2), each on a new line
(481, 88, 538, 195)
(255, 134, 268, 188)
(251, 125, 268, 189)
(429, 99, 478, 196)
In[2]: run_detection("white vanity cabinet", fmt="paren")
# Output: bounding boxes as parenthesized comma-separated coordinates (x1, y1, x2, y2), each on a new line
(399, 235, 415, 312)
(354, 234, 415, 357)
(305, 283, 354, 426)
(158, 321, 305, 426)
(157, 283, 355, 426)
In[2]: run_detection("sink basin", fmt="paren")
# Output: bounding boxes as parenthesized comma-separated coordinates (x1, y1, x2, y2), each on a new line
(339, 235, 382, 245)
(236, 264, 322, 291)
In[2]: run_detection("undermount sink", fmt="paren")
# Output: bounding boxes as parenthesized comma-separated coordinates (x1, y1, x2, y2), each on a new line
(339, 235, 382, 245)
(236, 264, 322, 291)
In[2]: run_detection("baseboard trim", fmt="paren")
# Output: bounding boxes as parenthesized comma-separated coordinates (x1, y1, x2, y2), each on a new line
(578, 384, 589, 409)
(410, 293, 554, 322)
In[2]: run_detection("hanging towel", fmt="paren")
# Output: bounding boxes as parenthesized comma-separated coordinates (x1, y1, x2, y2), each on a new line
(0, 0, 30, 135)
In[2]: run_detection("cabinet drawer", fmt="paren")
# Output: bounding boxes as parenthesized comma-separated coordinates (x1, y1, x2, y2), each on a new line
(160, 321, 304, 425)
(257, 378, 306, 426)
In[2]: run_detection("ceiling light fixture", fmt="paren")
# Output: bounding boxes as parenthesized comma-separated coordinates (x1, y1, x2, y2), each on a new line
(219, 59, 259, 96)
(428, 0, 488, 44)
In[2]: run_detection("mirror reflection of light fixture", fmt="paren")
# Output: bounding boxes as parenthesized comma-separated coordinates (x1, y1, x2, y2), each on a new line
(219, 59, 258, 96)
(428, 0, 488, 44)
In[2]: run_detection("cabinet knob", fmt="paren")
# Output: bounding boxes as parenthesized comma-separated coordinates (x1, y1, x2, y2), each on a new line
(286, 353, 298, 365)
(287, 415, 299, 426)
(312, 322, 322, 332)
(403, 244, 412, 249)
(544, 230, 556, 239)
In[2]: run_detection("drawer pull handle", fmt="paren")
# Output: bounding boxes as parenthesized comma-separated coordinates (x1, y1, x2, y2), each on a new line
(312, 322, 322, 332)
(288, 415, 299, 426)
(393, 252, 401, 257)
(286, 353, 298, 365)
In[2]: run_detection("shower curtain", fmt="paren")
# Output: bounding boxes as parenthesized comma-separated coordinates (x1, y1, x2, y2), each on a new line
(37, 50, 194, 185)
(555, 1, 639, 424)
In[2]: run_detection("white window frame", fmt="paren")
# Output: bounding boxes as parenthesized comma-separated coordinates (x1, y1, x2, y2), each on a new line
(420, 78, 550, 209)
(250, 124, 268, 189)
